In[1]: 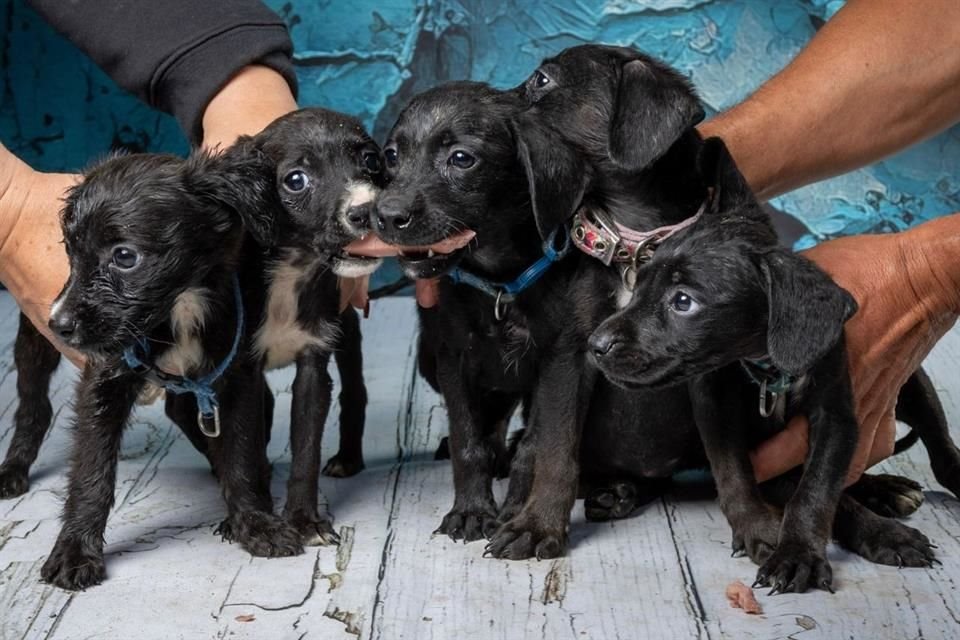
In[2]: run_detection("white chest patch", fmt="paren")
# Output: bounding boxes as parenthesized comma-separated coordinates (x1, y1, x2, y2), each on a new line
(255, 257, 336, 370)
(155, 288, 210, 376)
(615, 282, 634, 310)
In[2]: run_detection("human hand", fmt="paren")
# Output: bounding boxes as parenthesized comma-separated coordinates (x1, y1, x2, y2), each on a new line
(750, 214, 960, 484)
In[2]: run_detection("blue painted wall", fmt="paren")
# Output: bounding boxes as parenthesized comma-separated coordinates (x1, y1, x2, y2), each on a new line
(2, 0, 957, 261)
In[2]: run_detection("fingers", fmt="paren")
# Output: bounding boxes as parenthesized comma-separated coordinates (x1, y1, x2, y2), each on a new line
(750, 414, 809, 483)
(343, 231, 477, 258)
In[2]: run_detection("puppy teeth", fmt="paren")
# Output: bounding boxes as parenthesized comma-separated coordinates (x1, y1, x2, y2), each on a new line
(428, 249, 435, 258)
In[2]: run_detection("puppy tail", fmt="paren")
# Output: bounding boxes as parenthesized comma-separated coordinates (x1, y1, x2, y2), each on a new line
(893, 367, 948, 455)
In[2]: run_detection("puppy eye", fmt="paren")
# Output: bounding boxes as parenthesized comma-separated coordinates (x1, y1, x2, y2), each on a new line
(362, 151, 382, 173)
(534, 70, 551, 88)
(448, 150, 476, 169)
(669, 291, 700, 315)
(384, 147, 398, 168)
(111, 246, 140, 271)
(282, 170, 309, 193)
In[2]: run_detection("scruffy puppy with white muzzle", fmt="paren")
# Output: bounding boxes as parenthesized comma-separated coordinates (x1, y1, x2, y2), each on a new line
(42, 108, 383, 590)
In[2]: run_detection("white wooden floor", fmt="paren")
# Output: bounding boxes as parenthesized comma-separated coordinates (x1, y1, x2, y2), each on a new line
(1, 292, 959, 640)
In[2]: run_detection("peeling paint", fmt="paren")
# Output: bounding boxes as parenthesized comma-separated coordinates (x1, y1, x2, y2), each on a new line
(323, 604, 363, 637)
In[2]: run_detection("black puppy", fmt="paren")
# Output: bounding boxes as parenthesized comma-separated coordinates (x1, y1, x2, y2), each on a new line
(374, 82, 606, 557)
(589, 137, 960, 592)
(41, 109, 381, 589)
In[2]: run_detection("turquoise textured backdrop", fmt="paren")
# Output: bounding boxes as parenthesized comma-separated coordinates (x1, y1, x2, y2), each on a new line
(2, 0, 957, 271)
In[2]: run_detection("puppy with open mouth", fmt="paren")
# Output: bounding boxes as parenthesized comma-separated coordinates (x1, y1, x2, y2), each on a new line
(40, 108, 389, 590)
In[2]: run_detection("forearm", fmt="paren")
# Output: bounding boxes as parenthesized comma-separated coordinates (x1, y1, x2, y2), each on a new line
(700, 0, 960, 200)
(201, 65, 298, 149)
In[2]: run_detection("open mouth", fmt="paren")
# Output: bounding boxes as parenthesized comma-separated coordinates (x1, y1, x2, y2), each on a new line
(394, 228, 475, 279)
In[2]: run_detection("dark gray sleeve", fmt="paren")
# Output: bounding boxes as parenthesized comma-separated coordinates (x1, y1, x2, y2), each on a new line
(28, 0, 298, 144)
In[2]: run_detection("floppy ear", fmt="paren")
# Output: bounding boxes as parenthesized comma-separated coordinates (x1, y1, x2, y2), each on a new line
(186, 139, 280, 247)
(609, 59, 705, 171)
(512, 116, 589, 239)
(759, 249, 858, 375)
(696, 137, 754, 214)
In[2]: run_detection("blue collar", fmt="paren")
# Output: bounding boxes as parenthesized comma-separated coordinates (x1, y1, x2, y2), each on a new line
(740, 357, 795, 418)
(122, 274, 245, 438)
(446, 226, 571, 320)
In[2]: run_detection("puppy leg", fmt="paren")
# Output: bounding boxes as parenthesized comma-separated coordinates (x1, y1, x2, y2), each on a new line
(897, 367, 960, 499)
(690, 376, 781, 565)
(435, 352, 506, 543)
(283, 347, 339, 545)
(0, 314, 61, 498)
(323, 308, 367, 478)
(211, 371, 303, 557)
(487, 350, 593, 560)
(41, 366, 141, 590)
(498, 429, 534, 524)
(756, 360, 858, 595)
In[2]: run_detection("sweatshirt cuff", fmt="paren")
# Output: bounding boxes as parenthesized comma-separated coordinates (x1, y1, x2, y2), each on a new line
(151, 23, 298, 145)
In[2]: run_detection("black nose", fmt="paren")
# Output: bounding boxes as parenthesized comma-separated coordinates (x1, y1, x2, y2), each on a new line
(346, 203, 371, 229)
(375, 200, 412, 232)
(588, 331, 622, 358)
(49, 309, 77, 341)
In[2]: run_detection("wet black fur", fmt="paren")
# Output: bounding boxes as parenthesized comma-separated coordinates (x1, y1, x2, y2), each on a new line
(38, 108, 380, 590)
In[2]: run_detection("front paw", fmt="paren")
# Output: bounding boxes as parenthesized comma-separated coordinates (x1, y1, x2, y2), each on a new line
(322, 453, 364, 478)
(217, 511, 304, 558)
(435, 503, 499, 542)
(730, 511, 781, 565)
(0, 463, 29, 499)
(485, 513, 567, 560)
(41, 536, 106, 591)
(755, 541, 833, 595)
(285, 508, 340, 546)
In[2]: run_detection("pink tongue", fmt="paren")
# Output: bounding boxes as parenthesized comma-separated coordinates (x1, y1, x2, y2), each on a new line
(344, 230, 476, 258)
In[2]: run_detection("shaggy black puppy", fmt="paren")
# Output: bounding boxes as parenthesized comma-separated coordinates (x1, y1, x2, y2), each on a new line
(40, 108, 381, 590)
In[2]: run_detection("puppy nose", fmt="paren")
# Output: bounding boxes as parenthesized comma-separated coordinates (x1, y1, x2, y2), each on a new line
(588, 331, 622, 358)
(346, 203, 371, 229)
(49, 310, 78, 341)
(375, 201, 412, 231)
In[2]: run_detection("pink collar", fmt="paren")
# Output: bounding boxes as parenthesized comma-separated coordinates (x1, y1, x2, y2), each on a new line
(570, 201, 705, 267)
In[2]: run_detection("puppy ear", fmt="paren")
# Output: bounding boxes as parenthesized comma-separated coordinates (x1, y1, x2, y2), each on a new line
(608, 59, 705, 171)
(759, 249, 858, 375)
(187, 140, 280, 246)
(696, 137, 754, 214)
(513, 116, 589, 239)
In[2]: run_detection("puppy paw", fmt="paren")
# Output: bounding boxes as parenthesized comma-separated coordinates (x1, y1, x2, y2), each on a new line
(322, 453, 365, 478)
(0, 463, 29, 499)
(754, 542, 833, 595)
(286, 509, 340, 546)
(435, 503, 499, 542)
(485, 513, 567, 561)
(217, 510, 304, 558)
(41, 536, 106, 591)
(585, 479, 668, 522)
(850, 473, 925, 518)
(730, 514, 780, 565)
(844, 518, 936, 568)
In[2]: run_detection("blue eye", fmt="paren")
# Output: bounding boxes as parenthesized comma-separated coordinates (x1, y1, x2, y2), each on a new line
(283, 170, 309, 192)
(448, 150, 475, 169)
(384, 147, 398, 168)
(111, 246, 140, 270)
